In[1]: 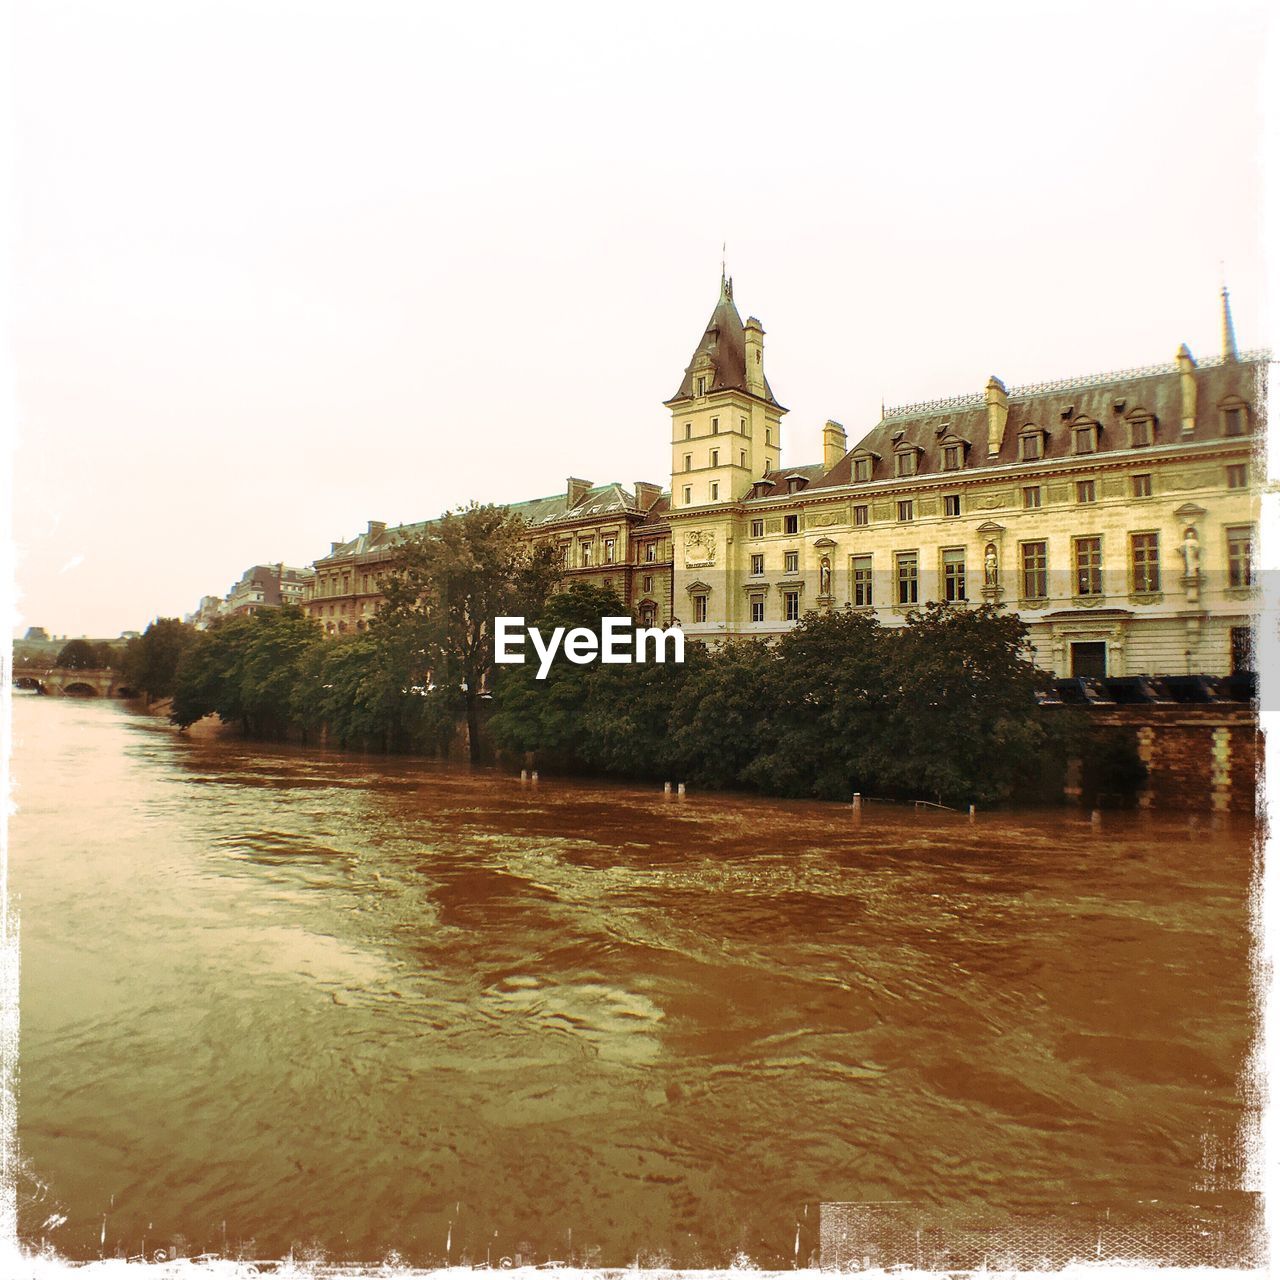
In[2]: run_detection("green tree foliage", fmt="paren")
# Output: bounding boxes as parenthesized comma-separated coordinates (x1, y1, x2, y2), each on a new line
(171, 608, 321, 737)
(121, 618, 197, 700)
(55, 638, 98, 669)
(494, 600, 1052, 807)
(376, 504, 561, 762)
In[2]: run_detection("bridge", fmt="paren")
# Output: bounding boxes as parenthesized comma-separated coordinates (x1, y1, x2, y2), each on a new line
(11, 667, 139, 698)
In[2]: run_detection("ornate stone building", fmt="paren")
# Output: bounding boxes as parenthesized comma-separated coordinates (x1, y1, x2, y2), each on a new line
(304, 274, 1263, 680)
(667, 276, 1263, 678)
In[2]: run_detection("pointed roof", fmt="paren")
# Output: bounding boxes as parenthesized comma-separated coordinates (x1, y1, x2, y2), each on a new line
(1221, 284, 1239, 362)
(666, 274, 781, 407)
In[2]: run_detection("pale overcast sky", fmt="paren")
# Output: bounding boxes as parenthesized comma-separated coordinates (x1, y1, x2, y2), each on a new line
(6, 0, 1272, 638)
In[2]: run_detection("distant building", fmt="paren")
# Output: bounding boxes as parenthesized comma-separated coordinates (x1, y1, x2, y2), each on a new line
(23, 626, 49, 641)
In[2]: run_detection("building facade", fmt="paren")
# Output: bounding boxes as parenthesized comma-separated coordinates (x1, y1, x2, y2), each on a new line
(667, 276, 1264, 679)
(301, 275, 1264, 680)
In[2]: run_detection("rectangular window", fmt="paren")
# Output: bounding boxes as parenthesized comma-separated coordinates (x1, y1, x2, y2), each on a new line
(693, 595, 708, 623)
(643, 575, 653, 593)
(1227, 463, 1249, 489)
(1130, 418, 1154, 447)
(710, 482, 719, 500)
(1225, 406, 1247, 437)
(1021, 541, 1047, 599)
(740, 450, 747, 468)
(682, 485, 692, 505)
(1132, 473, 1152, 498)
(943, 548, 967, 602)
(710, 449, 719, 467)
(1130, 532, 1160, 593)
(711, 417, 719, 433)
(750, 519, 764, 538)
(1227, 526, 1254, 587)
(1076, 479, 1096, 504)
(854, 504, 869, 526)
(895, 451, 917, 477)
(750, 597, 765, 623)
(1071, 641, 1107, 679)
(784, 551, 799, 574)
(943, 494, 961, 517)
(1019, 433, 1043, 461)
(784, 514, 799, 534)
(1231, 625, 1254, 673)
(603, 538, 615, 564)
(684, 423, 692, 439)
(581, 542, 593, 567)
(766, 457, 774, 472)
(765, 427, 772, 445)
(697, 377, 706, 396)
(896, 552, 919, 606)
(943, 445, 962, 471)
(740, 417, 747, 433)
(1074, 536, 1103, 596)
(853, 457, 871, 483)
(1074, 424, 1098, 454)
(683, 454, 692, 471)
(751, 554, 764, 575)
(783, 590, 800, 621)
(645, 543, 657, 563)
(852, 555, 873, 606)
(1023, 485, 1042, 509)
(897, 499, 914, 522)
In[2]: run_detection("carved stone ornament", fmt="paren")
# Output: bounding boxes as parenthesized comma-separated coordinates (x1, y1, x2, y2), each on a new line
(684, 529, 717, 568)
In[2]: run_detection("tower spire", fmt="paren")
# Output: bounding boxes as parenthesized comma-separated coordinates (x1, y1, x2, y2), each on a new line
(1221, 281, 1239, 362)
(720, 242, 732, 301)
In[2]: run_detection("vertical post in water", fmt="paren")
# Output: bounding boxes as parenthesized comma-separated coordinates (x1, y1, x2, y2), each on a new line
(677, 783, 686, 798)
(663, 781, 672, 795)
(520, 769, 528, 783)
(852, 793, 862, 812)
(968, 804, 976, 822)
(531, 771, 539, 784)
(1090, 808, 1102, 828)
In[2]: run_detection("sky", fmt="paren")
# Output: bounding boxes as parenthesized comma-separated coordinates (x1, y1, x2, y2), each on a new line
(4, 0, 1274, 639)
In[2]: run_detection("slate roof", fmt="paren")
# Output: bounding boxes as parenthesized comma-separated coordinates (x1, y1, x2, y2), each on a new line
(666, 276, 781, 407)
(819, 351, 1267, 490)
(314, 483, 670, 567)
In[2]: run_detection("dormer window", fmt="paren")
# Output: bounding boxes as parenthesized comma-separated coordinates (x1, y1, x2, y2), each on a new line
(853, 455, 873, 483)
(943, 444, 963, 471)
(894, 449, 918, 478)
(1128, 415, 1155, 448)
(1222, 399, 1250, 437)
(697, 376, 707, 396)
(786, 474, 808, 495)
(1018, 430, 1044, 461)
(1073, 422, 1099, 454)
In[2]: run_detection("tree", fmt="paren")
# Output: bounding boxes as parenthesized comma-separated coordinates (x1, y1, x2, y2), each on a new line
(873, 601, 1048, 805)
(121, 618, 197, 701)
(490, 581, 627, 766)
(376, 503, 561, 763)
(171, 608, 321, 736)
(55, 639, 98, 669)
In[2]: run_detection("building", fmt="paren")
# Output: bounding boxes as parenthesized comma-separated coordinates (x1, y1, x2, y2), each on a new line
(215, 563, 314, 621)
(304, 485, 672, 635)
(665, 275, 1263, 678)
(303, 274, 1263, 680)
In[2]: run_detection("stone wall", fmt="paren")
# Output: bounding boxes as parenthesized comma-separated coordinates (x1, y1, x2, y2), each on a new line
(1063, 705, 1261, 813)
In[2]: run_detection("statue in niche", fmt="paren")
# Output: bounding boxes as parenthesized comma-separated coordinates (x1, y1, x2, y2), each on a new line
(984, 542, 999, 586)
(820, 555, 832, 596)
(1181, 525, 1201, 578)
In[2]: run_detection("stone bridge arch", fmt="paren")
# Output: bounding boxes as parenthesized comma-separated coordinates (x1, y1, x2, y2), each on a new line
(12, 667, 127, 697)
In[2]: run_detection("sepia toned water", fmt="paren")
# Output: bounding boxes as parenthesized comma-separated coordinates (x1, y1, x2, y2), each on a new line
(9, 695, 1259, 1266)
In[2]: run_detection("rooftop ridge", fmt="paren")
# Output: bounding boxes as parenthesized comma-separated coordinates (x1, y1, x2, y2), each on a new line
(880, 348, 1271, 422)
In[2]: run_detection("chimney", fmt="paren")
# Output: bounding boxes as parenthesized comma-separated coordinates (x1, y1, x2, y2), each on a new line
(1176, 343, 1198, 436)
(633, 481, 661, 511)
(985, 376, 1009, 458)
(567, 477, 593, 507)
(367, 520, 386, 538)
(822, 420, 847, 472)
(744, 317, 765, 396)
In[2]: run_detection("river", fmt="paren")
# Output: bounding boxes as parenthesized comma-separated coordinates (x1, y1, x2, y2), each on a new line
(7, 694, 1260, 1267)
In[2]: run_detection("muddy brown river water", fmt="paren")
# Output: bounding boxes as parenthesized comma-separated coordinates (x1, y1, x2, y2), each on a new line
(8, 694, 1260, 1266)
